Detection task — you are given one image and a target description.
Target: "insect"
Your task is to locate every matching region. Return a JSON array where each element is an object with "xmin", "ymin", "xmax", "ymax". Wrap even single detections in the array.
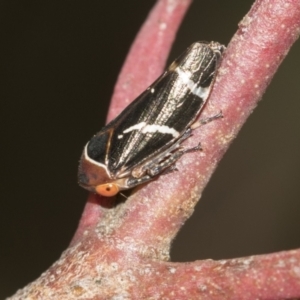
[{"xmin": 78, "ymin": 41, "xmax": 225, "ymax": 197}]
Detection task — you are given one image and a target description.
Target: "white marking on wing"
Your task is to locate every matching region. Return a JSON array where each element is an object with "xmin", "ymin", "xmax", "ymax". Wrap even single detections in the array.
[
  {"xmin": 193, "ymin": 85, "xmax": 210, "ymax": 99},
  {"xmin": 123, "ymin": 122, "xmax": 147, "ymax": 134},
  {"xmin": 123, "ymin": 122, "xmax": 179, "ymax": 138},
  {"xmin": 142, "ymin": 124, "xmax": 179, "ymax": 138},
  {"xmin": 84, "ymin": 143, "xmax": 110, "ymax": 175},
  {"xmin": 176, "ymin": 68, "xmax": 210, "ymax": 99}
]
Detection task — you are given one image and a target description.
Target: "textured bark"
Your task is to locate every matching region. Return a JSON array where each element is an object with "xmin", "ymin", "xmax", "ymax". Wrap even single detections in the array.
[{"xmin": 9, "ymin": 0, "xmax": 300, "ymax": 299}]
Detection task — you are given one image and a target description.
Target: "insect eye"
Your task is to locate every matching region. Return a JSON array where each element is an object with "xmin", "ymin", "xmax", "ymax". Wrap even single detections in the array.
[{"xmin": 95, "ymin": 183, "xmax": 119, "ymax": 197}]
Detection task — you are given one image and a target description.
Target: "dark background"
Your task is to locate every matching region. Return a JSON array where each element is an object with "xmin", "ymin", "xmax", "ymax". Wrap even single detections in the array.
[{"xmin": 1, "ymin": 1, "xmax": 300, "ymax": 298}]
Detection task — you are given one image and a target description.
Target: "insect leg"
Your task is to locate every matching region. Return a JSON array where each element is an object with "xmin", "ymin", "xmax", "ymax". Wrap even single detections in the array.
[
  {"xmin": 126, "ymin": 143, "xmax": 201, "ymax": 189},
  {"xmin": 160, "ymin": 164, "xmax": 179, "ymax": 175},
  {"xmin": 131, "ymin": 128, "xmax": 194, "ymax": 178},
  {"xmin": 126, "ymin": 174, "xmax": 153, "ymax": 189},
  {"xmin": 191, "ymin": 110, "xmax": 223, "ymax": 129},
  {"xmin": 147, "ymin": 142, "xmax": 202, "ymax": 177}
]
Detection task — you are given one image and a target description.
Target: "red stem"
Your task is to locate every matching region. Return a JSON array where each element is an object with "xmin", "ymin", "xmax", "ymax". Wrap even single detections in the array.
[{"xmin": 9, "ymin": 0, "xmax": 300, "ymax": 299}]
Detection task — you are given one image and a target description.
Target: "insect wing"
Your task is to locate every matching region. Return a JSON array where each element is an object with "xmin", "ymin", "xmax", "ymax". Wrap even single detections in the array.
[{"xmin": 87, "ymin": 42, "xmax": 223, "ymax": 177}]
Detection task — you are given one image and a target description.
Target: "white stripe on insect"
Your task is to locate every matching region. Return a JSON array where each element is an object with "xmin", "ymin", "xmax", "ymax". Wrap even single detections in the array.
[
  {"xmin": 176, "ymin": 68, "xmax": 210, "ymax": 99},
  {"xmin": 142, "ymin": 124, "xmax": 179, "ymax": 138},
  {"xmin": 123, "ymin": 122, "xmax": 147, "ymax": 133},
  {"xmin": 84, "ymin": 143, "xmax": 110, "ymax": 175},
  {"xmin": 123, "ymin": 122, "xmax": 179, "ymax": 138}
]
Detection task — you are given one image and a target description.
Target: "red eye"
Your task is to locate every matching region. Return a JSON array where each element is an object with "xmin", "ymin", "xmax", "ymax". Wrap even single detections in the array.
[{"xmin": 95, "ymin": 183, "xmax": 119, "ymax": 197}]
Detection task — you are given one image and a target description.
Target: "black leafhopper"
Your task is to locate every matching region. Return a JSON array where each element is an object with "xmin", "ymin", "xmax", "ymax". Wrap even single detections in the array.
[{"xmin": 78, "ymin": 42, "xmax": 225, "ymax": 196}]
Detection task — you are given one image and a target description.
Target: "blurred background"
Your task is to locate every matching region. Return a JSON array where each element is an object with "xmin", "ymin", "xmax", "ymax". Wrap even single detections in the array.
[{"xmin": 1, "ymin": 0, "xmax": 300, "ymax": 298}]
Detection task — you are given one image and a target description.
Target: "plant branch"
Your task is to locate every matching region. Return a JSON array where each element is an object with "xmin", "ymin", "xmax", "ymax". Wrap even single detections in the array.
[{"xmin": 8, "ymin": 0, "xmax": 300, "ymax": 299}]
